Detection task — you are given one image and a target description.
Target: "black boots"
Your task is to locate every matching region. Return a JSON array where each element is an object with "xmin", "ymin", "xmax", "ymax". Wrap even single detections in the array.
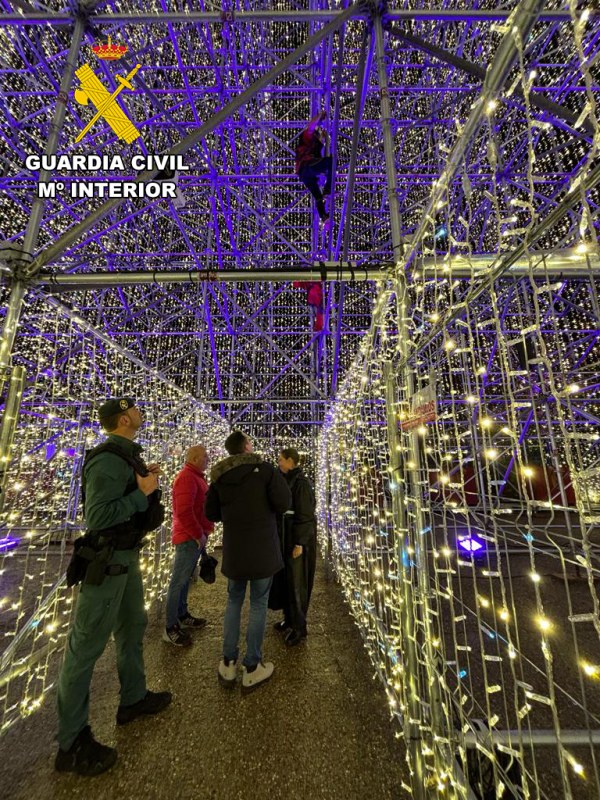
[{"xmin": 55, "ymin": 726, "xmax": 117, "ymax": 776}]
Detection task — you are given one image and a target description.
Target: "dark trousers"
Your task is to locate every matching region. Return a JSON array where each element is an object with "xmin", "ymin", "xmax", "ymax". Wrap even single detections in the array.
[
  {"xmin": 57, "ymin": 549, "xmax": 147, "ymax": 750},
  {"xmin": 283, "ymin": 538, "xmax": 317, "ymax": 636},
  {"xmin": 299, "ymin": 157, "xmax": 333, "ymax": 220}
]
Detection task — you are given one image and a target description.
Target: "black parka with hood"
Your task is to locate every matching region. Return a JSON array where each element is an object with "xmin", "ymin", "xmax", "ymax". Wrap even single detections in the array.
[{"xmin": 205, "ymin": 453, "xmax": 292, "ymax": 580}]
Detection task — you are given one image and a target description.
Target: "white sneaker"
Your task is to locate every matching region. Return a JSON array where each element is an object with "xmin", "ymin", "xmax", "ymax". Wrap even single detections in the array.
[
  {"xmin": 218, "ymin": 658, "xmax": 237, "ymax": 688},
  {"xmin": 241, "ymin": 661, "xmax": 274, "ymax": 695}
]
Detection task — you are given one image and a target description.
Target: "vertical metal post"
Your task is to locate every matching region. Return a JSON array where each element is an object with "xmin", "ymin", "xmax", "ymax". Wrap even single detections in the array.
[
  {"xmin": 331, "ymin": 25, "xmax": 372, "ymax": 395},
  {"xmin": 0, "ymin": 12, "xmax": 87, "ymax": 481},
  {"xmin": 375, "ymin": 13, "xmax": 461, "ymax": 797},
  {"xmin": 0, "ymin": 366, "xmax": 26, "ymax": 514}
]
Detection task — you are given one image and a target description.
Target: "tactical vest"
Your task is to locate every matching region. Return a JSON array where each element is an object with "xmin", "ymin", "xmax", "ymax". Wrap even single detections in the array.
[{"xmin": 81, "ymin": 442, "xmax": 165, "ymax": 547}]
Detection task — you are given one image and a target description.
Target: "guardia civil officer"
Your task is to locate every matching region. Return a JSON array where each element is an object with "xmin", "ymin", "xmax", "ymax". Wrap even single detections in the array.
[{"xmin": 55, "ymin": 398, "xmax": 171, "ymax": 776}]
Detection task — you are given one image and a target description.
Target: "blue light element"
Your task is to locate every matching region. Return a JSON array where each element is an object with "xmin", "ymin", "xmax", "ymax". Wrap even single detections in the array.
[
  {"xmin": 458, "ymin": 669, "xmax": 468, "ymax": 679},
  {"xmin": 0, "ymin": 536, "xmax": 19, "ymax": 552},
  {"xmin": 457, "ymin": 534, "xmax": 484, "ymax": 553},
  {"xmin": 420, "ymin": 525, "xmax": 432, "ymax": 535},
  {"xmin": 45, "ymin": 442, "xmax": 56, "ymax": 461},
  {"xmin": 523, "ymin": 533, "xmax": 534, "ymax": 543},
  {"xmin": 435, "ymin": 226, "xmax": 447, "ymax": 240}
]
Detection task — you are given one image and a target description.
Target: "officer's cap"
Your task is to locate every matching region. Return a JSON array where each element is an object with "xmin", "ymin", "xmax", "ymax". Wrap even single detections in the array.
[{"xmin": 98, "ymin": 397, "xmax": 136, "ymax": 420}]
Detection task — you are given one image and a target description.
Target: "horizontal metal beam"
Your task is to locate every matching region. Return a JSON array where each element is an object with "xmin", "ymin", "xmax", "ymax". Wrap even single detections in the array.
[
  {"xmin": 0, "ymin": 10, "xmax": 588, "ymax": 24},
  {"xmin": 463, "ymin": 729, "xmax": 600, "ymax": 747},
  {"xmin": 25, "ymin": 253, "xmax": 600, "ymax": 290},
  {"xmin": 419, "ymin": 252, "xmax": 600, "ymax": 278},
  {"xmin": 33, "ymin": 266, "xmax": 387, "ymax": 288}
]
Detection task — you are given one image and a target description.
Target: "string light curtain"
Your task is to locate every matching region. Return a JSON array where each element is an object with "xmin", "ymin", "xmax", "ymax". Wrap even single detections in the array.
[
  {"xmin": 319, "ymin": 5, "xmax": 600, "ymax": 799},
  {"xmin": 0, "ymin": 290, "xmax": 228, "ymax": 736}
]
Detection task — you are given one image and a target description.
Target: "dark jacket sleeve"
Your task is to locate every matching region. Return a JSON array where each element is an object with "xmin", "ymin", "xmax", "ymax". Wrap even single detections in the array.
[
  {"xmin": 291, "ymin": 478, "xmax": 316, "ymax": 546},
  {"xmin": 267, "ymin": 467, "xmax": 292, "ymax": 514},
  {"xmin": 204, "ymin": 483, "xmax": 221, "ymax": 522}
]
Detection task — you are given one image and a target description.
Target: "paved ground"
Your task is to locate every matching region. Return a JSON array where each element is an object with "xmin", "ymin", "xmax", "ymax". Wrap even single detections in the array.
[{"xmin": 1, "ymin": 555, "xmax": 409, "ymax": 800}]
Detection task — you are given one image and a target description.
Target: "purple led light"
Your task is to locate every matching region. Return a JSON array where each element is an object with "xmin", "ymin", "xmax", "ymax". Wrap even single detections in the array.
[
  {"xmin": 457, "ymin": 535, "xmax": 484, "ymax": 553},
  {"xmin": 0, "ymin": 536, "xmax": 19, "ymax": 552}
]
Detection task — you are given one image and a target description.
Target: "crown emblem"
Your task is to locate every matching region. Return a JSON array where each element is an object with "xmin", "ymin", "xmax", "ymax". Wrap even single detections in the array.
[{"xmin": 92, "ymin": 35, "xmax": 128, "ymax": 61}]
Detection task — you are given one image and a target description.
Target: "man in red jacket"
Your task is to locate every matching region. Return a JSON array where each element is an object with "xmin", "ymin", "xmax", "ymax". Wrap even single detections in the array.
[{"xmin": 163, "ymin": 445, "xmax": 214, "ymax": 646}]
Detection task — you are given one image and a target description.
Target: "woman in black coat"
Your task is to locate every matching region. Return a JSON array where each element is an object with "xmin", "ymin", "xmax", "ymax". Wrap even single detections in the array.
[{"xmin": 274, "ymin": 447, "xmax": 317, "ymax": 646}]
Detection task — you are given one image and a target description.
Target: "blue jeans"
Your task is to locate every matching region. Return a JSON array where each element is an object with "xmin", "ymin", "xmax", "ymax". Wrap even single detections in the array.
[
  {"xmin": 165, "ymin": 539, "xmax": 201, "ymax": 628},
  {"xmin": 223, "ymin": 577, "xmax": 273, "ymax": 668}
]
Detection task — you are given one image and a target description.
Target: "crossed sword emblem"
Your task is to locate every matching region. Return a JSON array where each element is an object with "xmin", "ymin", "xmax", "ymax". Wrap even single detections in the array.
[{"xmin": 74, "ymin": 63, "xmax": 142, "ymax": 144}]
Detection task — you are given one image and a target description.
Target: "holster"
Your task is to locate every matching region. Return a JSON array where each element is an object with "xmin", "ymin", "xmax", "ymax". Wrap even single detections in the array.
[
  {"xmin": 84, "ymin": 542, "xmax": 115, "ymax": 586},
  {"xmin": 66, "ymin": 533, "xmax": 130, "ymax": 588}
]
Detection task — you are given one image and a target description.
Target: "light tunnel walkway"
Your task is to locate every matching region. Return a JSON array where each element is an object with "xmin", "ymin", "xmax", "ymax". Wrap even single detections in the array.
[{"xmin": 1, "ymin": 554, "xmax": 408, "ymax": 800}]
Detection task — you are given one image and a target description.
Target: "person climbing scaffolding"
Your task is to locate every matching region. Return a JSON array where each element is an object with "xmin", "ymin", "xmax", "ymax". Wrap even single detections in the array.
[{"xmin": 295, "ymin": 110, "xmax": 333, "ymax": 232}]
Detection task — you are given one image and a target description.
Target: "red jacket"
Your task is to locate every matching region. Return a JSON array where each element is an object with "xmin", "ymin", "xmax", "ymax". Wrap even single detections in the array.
[{"xmin": 171, "ymin": 463, "xmax": 214, "ymax": 545}]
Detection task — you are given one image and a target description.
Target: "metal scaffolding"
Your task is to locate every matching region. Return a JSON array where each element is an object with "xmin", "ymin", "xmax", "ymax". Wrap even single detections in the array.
[
  {"xmin": 1, "ymin": 0, "xmax": 597, "ymax": 444},
  {"xmin": 0, "ymin": 1, "xmax": 600, "ymax": 794}
]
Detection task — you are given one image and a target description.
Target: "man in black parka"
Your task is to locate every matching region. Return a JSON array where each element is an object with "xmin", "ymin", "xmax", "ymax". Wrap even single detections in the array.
[
  {"xmin": 205, "ymin": 430, "xmax": 291, "ymax": 694},
  {"xmin": 276, "ymin": 447, "xmax": 317, "ymax": 647}
]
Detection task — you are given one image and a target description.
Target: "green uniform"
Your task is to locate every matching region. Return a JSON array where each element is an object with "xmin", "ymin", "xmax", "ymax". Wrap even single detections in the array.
[{"xmin": 57, "ymin": 435, "xmax": 150, "ymax": 750}]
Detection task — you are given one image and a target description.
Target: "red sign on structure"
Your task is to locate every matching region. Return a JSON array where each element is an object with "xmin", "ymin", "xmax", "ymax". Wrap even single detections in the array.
[{"xmin": 400, "ymin": 383, "xmax": 437, "ymax": 431}]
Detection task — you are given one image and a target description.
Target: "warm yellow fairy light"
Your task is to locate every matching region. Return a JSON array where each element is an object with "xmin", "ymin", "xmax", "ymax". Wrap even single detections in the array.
[
  {"xmin": 537, "ymin": 616, "xmax": 552, "ymax": 633},
  {"xmin": 530, "ymin": 572, "xmax": 541, "ymax": 583},
  {"xmin": 485, "ymin": 449, "xmax": 498, "ymax": 459},
  {"xmin": 466, "ymin": 395, "xmax": 477, "ymax": 405},
  {"xmin": 522, "ymin": 466, "xmax": 535, "ymax": 478},
  {"xmin": 582, "ymin": 662, "xmax": 599, "ymax": 678},
  {"xmin": 570, "ymin": 759, "xmax": 585, "ymax": 777},
  {"xmin": 444, "ymin": 339, "xmax": 456, "ymax": 351},
  {"xmin": 499, "ymin": 609, "xmax": 510, "ymax": 622},
  {"xmin": 480, "ymin": 417, "xmax": 493, "ymax": 428}
]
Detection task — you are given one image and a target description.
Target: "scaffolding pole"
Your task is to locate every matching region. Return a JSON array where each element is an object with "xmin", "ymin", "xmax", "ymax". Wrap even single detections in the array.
[
  {"xmin": 0, "ymin": 10, "xmax": 585, "ymax": 25},
  {"xmin": 24, "ymin": 253, "xmax": 600, "ymax": 291},
  {"xmin": 0, "ymin": 11, "xmax": 90, "ymax": 507},
  {"xmin": 0, "ymin": 12, "xmax": 88, "ymax": 382}
]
